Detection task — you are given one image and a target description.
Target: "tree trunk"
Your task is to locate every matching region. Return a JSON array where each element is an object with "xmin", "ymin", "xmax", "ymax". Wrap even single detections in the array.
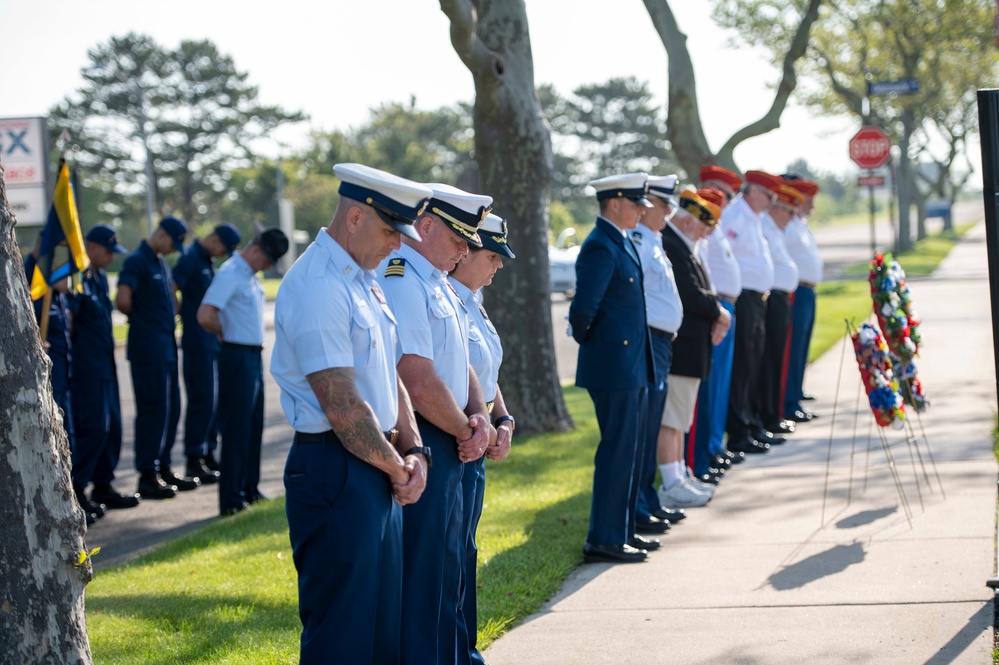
[
  {"xmin": 0, "ymin": 163, "xmax": 94, "ymax": 664},
  {"xmin": 643, "ymin": 0, "xmax": 823, "ymax": 178},
  {"xmin": 439, "ymin": 0, "xmax": 573, "ymax": 434}
]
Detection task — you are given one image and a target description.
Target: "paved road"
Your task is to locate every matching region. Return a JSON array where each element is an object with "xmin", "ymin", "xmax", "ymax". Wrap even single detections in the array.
[{"xmin": 88, "ymin": 204, "xmax": 982, "ymax": 568}]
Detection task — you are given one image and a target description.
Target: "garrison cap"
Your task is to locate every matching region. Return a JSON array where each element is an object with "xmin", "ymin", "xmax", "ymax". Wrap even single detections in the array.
[
  {"xmin": 334, "ymin": 163, "xmax": 432, "ymax": 242},
  {"xmin": 590, "ymin": 173, "xmax": 653, "ymax": 207},
  {"xmin": 699, "ymin": 165, "xmax": 742, "ymax": 192},
  {"xmin": 424, "ymin": 183, "xmax": 492, "ymax": 248},
  {"xmin": 744, "ymin": 170, "xmax": 783, "ymax": 194}
]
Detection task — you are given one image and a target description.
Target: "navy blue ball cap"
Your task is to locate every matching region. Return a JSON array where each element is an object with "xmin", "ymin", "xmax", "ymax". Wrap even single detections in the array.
[
  {"xmin": 85, "ymin": 224, "xmax": 128, "ymax": 254},
  {"xmin": 214, "ymin": 223, "xmax": 242, "ymax": 255},
  {"xmin": 334, "ymin": 163, "xmax": 432, "ymax": 242},
  {"xmin": 253, "ymin": 223, "xmax": 289, "ymax": 266},
  {"xmin": 590, "ymin": 173, "xmax": 653, "ymax": 208},
  {"xmin": 477, "ymin": 213, "xmax": 515, "ymax": 259},
  {"xmin": 159, "ymin": 215, "xmax": 189, "ymax": 251},
  {"xmin": 424, "ymin": 183, "xmax": 492, "ymax": 248}
]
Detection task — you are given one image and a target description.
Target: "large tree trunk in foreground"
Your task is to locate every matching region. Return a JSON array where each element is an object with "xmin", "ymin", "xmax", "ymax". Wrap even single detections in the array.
[
  {"xmin": 0, "ymin": 163, "xmax": 94, "ymax": 663},
  {"xmin": 440, "ymin": 0, "xmax": 573, "ymax": 434}
]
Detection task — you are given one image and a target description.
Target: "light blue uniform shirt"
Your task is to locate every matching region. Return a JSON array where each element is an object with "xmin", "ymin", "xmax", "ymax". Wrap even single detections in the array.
[
  {"xmin": 271, "ymin": 230, "xmax": 399, "ymax": 433},
  {"xmin": 630, "ymin": 222, "xmax": 684, "ymax": 334},
  {"xmin": 380, "ymin": 243, "xmax": 470, "ymax": 410},
  {"xmin": 449, "ymin": 278, "xmax": 503, "ymax": 402},
  {"xmin": 201, "ymin": 253, "xmax": 265, "ymax": 346}
]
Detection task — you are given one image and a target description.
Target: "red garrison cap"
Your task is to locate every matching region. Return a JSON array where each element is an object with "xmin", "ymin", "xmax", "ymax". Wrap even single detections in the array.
[
  {"xmin": 699, "ymin": 165, "xmax": 742, "ymax": 190},
  {"xmin": 785, "ymin": 178, "xmax": 819, "ymax": 197},
  {"xmin": 775, "ymin": 184, "xmax": 805, "ymax": 207},
  {"xmin": 744, "ymin": 170, "xmax": 783, "ymax": 194},
  {"xmin": 698, "ymin": 189, "xmax": 726, "ymax": 209}
]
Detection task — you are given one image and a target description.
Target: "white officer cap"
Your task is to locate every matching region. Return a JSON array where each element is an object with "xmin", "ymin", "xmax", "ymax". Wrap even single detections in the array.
[
  {"xmin": 589, "ymin": 173, "xmax": 653, "ymax": 208},
  {"xmin": 424, "ymin": 183, "xmax": 493, "ymax": 248},
  {"xmin": 334, "ymin": 163, "xmax": 433, "ymax": 241},
  {"xmin": 647, "ymin": 174, "xmax": 679, "ymax": 206}
]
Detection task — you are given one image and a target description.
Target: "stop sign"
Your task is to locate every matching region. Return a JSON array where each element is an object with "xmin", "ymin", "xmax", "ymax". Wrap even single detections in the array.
[{"xmin": 849, "ymin": 126, "xmax": 891, "ymax": 169}]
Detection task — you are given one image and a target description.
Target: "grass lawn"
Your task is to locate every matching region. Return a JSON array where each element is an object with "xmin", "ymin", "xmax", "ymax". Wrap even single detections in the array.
[{"xmin": 86, "ymin": 387, "xmax": 598, "ymax": 663}]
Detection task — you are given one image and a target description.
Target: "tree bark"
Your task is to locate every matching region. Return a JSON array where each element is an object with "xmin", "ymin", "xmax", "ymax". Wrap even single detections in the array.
[
  {"xmin": 439, "ymin": 0, "xmax": 573, "ymax": 434},
  {"xmin": 0, "ymin": 163, "xmax": 94, "ymax": 664},
  {"xmin": 644, "ymin": 0, "xmax": 822, "ymax": 177},
  {"xmin": 896, "ymin": 109, "xmax": 916, "ymax": 251}
]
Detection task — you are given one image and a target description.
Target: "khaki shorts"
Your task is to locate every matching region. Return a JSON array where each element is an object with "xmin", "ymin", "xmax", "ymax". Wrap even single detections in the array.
[{"xmin": 661, "ymin": 375, "xmax": 702, "ymax": 432}]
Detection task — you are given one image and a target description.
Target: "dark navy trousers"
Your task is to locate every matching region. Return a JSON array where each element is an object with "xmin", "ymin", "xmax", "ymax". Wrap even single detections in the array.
[
  {"xmin": 72, "ymin": 377, "xmax": 123, "ymax": 489},
  {"xmin": 402, "ymin": 418, "xmax": 465, "ymax": 665},
  {"xmin": 456, "ymin": 457, "xmax": 487, "ymax": 665},
  {"xmin": 182, "ymin": 348, "xmax": 219, "ymax": 458},
  {"xmin": 636, "ymin": 334, "xmax": 672, "ymax": 520},
  {"xmin": 217, "ymin": 345, "xmax": 263, "ymax": 511},
  {"xmin": 588, "ymin": 387, "xmax": 648, "ymax": 546},
  {"xmin": 285, "ymin": 431, "xmax": 402, "ymax": 665},
  {"xmin": 130, "ymin": 361, "xmax": 181, "ymax": 475}
]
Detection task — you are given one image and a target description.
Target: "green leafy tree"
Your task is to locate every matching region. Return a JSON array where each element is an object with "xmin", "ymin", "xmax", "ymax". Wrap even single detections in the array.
[
  {"xmin": 713, "ymin": 0, "xmax": 998, "ymax": 248},
  {"xmin": 49, "ymin": 33, "xmax": 304, "ymax": 233}
]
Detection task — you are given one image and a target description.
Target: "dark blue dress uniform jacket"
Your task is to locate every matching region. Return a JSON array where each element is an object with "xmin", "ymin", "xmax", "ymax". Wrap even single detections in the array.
[
  {"xmin": 663, "ymin": 225, "xmax": 720, "ymax": 380},
  {"xmin": 570, "ymin": 217, "xmax": 654, "ymax": 390}
]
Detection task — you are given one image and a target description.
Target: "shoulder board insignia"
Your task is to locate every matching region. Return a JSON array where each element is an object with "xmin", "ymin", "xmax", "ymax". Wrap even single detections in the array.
[
  {"xmin": 384, "ymin": 258, "xmax": 407, "ymax": 278},
  {"xmin": 630, "ymin": 232, "xmax": 643, "ymax": 245}
]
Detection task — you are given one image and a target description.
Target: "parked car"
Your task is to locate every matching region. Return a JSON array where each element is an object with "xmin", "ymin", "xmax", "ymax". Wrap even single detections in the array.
[{"xmin": 549, "ymin": 228, "xmax": 579, "ymax": 299}]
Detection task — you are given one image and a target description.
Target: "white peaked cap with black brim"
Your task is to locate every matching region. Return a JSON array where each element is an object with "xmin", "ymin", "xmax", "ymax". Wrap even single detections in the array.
[{"xmin": 334, "ymin": 163, "xmax": 433, "ymax": 242}]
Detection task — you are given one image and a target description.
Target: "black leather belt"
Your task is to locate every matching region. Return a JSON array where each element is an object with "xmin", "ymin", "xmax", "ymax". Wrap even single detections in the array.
[
  {"xmin": 743, "ymin": 289, "xmax": 770, "ymax": 302},
  {"xmin": 295, "ymin": 429, "xmax": 398, "ymax": 444},
  {"xmin": 799, "ymin": 281, "xmax": 817, "ymax": 290},
  {"xmin": 649, "ymin": 327, "xmax": 677, "ymax": 341},
  {"xmin": 222, "ymin": 341, "xmax": 264, "ymax": 352}
]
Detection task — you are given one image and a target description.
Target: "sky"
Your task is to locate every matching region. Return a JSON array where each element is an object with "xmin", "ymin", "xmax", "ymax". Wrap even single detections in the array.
[{"xmin": 0, "ymin": 0, "xmax": 864, "ymax": 178}]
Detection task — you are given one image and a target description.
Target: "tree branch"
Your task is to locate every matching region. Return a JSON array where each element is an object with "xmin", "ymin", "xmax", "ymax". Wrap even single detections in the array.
[
  {"xmin": 716, "ymin": 0, "xmax": 823, "ymax": 164},
  {"xmin": 439, "ymin": 0, "xmax": 502, "ymax": 79}
]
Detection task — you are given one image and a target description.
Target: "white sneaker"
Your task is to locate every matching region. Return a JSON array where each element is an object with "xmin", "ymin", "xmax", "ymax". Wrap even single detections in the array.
[
  {"xmin": 658, "ymin": 479, "xmax": 711, "ymax": 508},
  {"xmin": 683, "ymin": 476, "xmax": 716, "ymax": 496}
]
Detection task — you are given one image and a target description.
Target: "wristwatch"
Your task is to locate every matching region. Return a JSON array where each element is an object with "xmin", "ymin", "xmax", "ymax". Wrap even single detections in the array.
[
  {"xmin": 494, "ymin": 415, "xmax": 516, "ymax": 431},
  {"xmin": 403, "ymin": 446, "xmax": 432, "ymax": 468}
]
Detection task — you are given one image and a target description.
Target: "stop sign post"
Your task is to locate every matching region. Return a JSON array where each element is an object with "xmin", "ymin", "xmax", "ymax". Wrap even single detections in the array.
[{"xmin": 850, "ymin": 125, "xmax": 892, "ymax": 256}]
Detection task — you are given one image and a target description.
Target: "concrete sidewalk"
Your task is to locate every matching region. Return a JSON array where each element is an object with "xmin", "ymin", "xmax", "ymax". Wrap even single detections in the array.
[{"xmin": 484, "ymin": 223, "xmax": 997, "ymax": 664}]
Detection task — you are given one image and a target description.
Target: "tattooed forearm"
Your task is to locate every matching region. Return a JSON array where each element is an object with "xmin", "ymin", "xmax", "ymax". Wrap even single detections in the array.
[{"xmin": 306, "ymin": 367, "xmax": 405, "ymax": 478}]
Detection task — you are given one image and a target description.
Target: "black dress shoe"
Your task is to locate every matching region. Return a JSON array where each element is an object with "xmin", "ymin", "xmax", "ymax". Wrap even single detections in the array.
[
  {"xmin": 723, "ymin": 449, "xmax": 747, "ymax": 464},
  {"xmin": 582, "ymin": 543, "xmax": 648, "ymax": 564},
  {"xmin": 203, "ymin": 451, "xmax": 220, "ymax": 472},
  {"xmin": 160, "ymin": 468, "xmax": 201, "ymax": 492},
  {"xmin": 766, "ymin": 419, "xmax": 796, "ymax": 435},
  {"xmin": 138, "ymin": 474, "xmax": 177, "ymax": 500},
  {"xmin": 246, "ymin": 490, "xmax": 268, "ymax": 504},
  {"xmin": 636, "ymin": 516, "xmax": 671, "ymax": 534},
  {"xmin": 712, "ymin": 454, "xmax": 732, "ymax": 469},
  {"xmin": 221, "ymin": 501, "xmax": 250, "ymax": 517},
  {"xmin": 752, "ymin": 428, "xmax": 787, "ymax": 445},
  {"xmin": 696, "ymin": 473, "xmax": 720, "ymax": 485},
  {"xmin": 786, "ymin": 409, "xmax": 815, "ymax": 423},
  {"xmin": 728, "ymin": 437, "xmax": 770, "ymax": 454},
  {"xmin": 92, "ymin": 486, "xmax": 141, "ymax": 509},
  {"xmin": 653, "ymin": 507, "xmax": 686, "ymax": 522},
  {"xmin": 186, "ymin": 456, "xmax": 220, "ymax": 485},
  {"xmin": 75, "ymin": 487, "xmax": 106, "ymax": 519},
  {"xmin": 629, "ymin": 535, "xmax": 661, "ymax": 551},
  {"xmin": 802, "ymin": 393, "xmax": 816, "ymax": 401},
  {"xmin": 84, "ymin": 511, "xmax": 97, "ymax": 526}
]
